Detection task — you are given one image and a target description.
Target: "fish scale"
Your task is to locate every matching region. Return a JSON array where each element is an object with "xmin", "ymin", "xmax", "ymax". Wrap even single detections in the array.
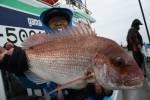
[
  {"xmin": 28, "ymin": 45, "xmax": 94, "ymax": 89},
  {"xmin": 25, "ymin": 39, "xmax": 94, "ymax": 88}
]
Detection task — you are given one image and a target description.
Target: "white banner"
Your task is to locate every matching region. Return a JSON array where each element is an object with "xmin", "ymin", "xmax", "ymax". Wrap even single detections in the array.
[{"xmin": 0, "ymin": 25, "xmax": 45, "ymax": 47}]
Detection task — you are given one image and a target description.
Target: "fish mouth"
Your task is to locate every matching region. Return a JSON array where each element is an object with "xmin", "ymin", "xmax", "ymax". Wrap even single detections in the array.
[
  {"xmin": 101, "ymin": 77, "xmax": 144, "ymax": 90},
  {"xmin": 105, "ymin": 83, "xmax": 144, "ymax": 90},
  {"xmin": 124, "ymin": 76, "xmax": 144, "ymax": 86},
  {"xmin": 98, "ymin": 71, "xmax": 144, "ymax": 90},
  {"xmin": 118, "ymin": 78, "xmax": 144, "ymax": 89},
  {"xmin": 110, "ymin": 75, "xmax": 144, "ymax": 90},
  {"xmin": 120, "ymin": 65, "xmax": 145, "ymax": 89}
]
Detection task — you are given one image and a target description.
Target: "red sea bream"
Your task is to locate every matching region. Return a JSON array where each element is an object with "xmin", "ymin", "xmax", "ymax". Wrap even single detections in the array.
[{"xmin": 19, "ymin": 24, "xmax": 144, "ymax": 89}]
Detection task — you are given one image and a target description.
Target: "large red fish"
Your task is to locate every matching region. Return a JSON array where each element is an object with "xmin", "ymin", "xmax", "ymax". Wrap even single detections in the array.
[{"xmin": 0, "ymin": 24, "xmax": 144, "ymax": 90}]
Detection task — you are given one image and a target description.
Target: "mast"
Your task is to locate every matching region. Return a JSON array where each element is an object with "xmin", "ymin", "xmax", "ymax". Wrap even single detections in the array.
[
  {"xmin": 84, "ymin": 0, "xmax": 87, "ymax": 7},
  {"xmin": 138, "ymin": 0, "xmax": 150, "ymax": 43}
]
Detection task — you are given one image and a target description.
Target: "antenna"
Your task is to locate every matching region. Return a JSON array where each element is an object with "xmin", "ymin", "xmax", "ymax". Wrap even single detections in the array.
[{"xmin": 84, "ymin": 0, "xmax": 87, "ymax": 7}]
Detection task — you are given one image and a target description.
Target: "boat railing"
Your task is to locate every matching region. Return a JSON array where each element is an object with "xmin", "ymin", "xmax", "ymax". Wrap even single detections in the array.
[
  {"xmin": 65, "ymin": 0, "xmax": 92, "ymax": 15},
  {"xmin": 37, "ymin": 0, "xmax": 92, "ymax": 15}
]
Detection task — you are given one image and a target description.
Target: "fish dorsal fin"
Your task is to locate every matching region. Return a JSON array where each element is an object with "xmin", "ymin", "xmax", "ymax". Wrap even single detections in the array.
[
  {"xmin": 21, "ymin": 33, "xmax": 51, "ymax": 48},
  {"xmin": 22, "ymin": 23, "xmax": 96, "ymax": 48}
]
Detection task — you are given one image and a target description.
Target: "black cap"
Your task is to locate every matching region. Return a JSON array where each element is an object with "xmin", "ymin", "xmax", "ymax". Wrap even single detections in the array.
[
  {"xmin": 131, "ymin": 19, "xmax": 142, "ymax": 27},
  {"xmin": 40, "ymin": 8, "xmax": 73, "ymax": 27}
]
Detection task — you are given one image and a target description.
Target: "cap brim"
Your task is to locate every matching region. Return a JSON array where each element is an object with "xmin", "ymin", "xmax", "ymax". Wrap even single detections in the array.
[{"xmin": 40, "ymin": 8, "xmax": 73, "ymax": 27}]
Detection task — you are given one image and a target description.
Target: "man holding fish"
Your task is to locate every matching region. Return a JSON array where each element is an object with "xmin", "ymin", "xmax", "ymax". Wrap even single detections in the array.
[{"xmin": 0, "ymin": 8, "xmax": 144, "ymax": 100}]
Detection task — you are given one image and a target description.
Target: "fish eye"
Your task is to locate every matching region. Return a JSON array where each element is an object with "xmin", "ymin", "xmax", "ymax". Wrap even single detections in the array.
[{"xmin": 111, "ymin": 57, "xmax": 126, "ymax": 67}]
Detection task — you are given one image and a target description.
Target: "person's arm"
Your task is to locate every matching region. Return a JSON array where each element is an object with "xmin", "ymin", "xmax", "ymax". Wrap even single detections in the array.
[
  {"xmin": 0, "ymin": 50, "xmax": 7, "ymax": 62},
  {"xmin": 0, "ymin": 48, "xmax": 14, "ymax": 60},
  {"xmin": 0, "ymin": 41, "xmax": 14, "ymax": 61},
  {"xmin": 137, "ymin": 32, "xmax": 143, "ymax": 49},
  {"xmin": 0, "ymin": 48, "xmax": 14, "ymax": 70}
]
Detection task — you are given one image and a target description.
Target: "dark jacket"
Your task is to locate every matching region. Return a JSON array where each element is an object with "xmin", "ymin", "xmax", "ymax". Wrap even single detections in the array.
[
  {"xmin": 127, "ymin": 27, "xmax": 143, "ymax": 51},
  {"xmin": 0, "ymin": 46, "xmax": 29, "ymax": 76}
]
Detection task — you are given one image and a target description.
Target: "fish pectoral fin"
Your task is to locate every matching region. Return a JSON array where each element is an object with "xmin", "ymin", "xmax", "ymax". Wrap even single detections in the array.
[
  {"xmin": 47, "ymin": 75, "xmax": 91, "ymax": 95},
  {"xmin": 85, "ymin": 66, "xmax": 96, "ymax": 79}
]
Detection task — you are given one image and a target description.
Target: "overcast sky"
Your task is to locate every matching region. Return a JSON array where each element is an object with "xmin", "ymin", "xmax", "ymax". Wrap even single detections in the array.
[{"xmin": 86, "ymin": 0, "xmax": 150, "ymax": 46}]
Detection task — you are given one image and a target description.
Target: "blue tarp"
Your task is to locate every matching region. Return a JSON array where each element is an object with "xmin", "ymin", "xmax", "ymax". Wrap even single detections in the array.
[
  {"xmin": 86, "ymin": 96, "xmax": 112, "ymax": 100},
  {"xmin": 145, "ymin": 44, "xmax": 150, "ymax": 48},
  {"xmin": 103, "ymin": 96, "xmax": 112, "ymax": 100}
]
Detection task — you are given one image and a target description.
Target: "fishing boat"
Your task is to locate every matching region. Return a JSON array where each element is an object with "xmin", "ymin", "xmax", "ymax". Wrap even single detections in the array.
[
  {"xmin": 0, "ymin": 0, "xmax": 95, "ymax": 46},
  {"xmin": 0, "ymin": 0, "xmax": 95, "ymax": 100}
]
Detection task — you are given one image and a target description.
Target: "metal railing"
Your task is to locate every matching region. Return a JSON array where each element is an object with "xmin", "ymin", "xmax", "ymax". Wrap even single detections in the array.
[
  {"xmin": 37, "ymin": 0, "xmax": 92, "ymax": 15},
  {"xmin": 65, "ymin": 0, "xmax": 92, "ymax": 15}
]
